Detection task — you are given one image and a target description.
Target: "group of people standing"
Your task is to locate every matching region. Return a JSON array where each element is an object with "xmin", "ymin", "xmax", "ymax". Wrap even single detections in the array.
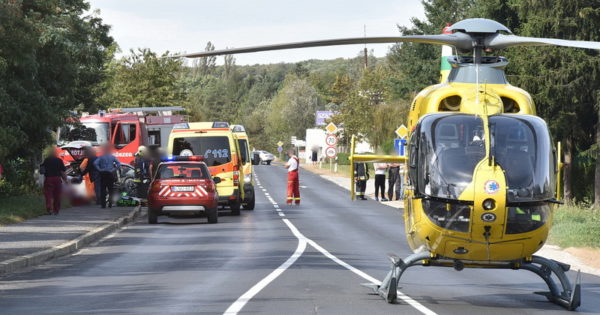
[
  {"xmin": 40, "ymin": 143, "xmax": 126, "ymax": 214},
  {"xmin": 354, "ymin": 161, "xmax": 405, "ymax": 201}
]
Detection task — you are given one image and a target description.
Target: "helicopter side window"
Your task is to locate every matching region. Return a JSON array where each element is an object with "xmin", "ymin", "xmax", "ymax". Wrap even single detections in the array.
[
  {"xmin": 506, "ymin": 204, "xmax": 549, "ymax": 234},
  {"xmin": 408, "ymin": 127, "xmax": 419, "ymax": 190}
]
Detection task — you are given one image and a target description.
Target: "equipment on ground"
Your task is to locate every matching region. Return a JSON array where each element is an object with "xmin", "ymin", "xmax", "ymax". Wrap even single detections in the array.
[{"xmin": 174, "ymin": 18, "xmax": 598, "ymax": 310}]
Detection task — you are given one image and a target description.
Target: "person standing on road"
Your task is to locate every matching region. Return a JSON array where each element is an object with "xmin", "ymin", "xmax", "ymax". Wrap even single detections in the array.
[
  {"xmin": 354, "ymin": 161, "xmax": 369, "ymax": 200},
  {"xmin": 373, "ymin": 162, "xmax": 388, "ymax": 201},
  {"xmin": 40, "ymin": 148, "xmax": 67, "ymax": 215},
  {"xmin": 94, "ymin": 144, "xmax": 121, "ymax": 208},
  {"xmin": 398, "ymin": 162, "xmax": 406, "ymax": 200},
  {"xmin": 388, "ymin": 163, "xmax": 401, "ymax": 201},
  {"xmin": 133, "ymin": 146, "xmax": 151, "ymax": 199},
  {"xmin": 284, "ymin": 149, "xmax": 300, "ymax": 205},
  {"xmin": 80, "ymin": 147, "xmax": 101, "ymax": 205}
]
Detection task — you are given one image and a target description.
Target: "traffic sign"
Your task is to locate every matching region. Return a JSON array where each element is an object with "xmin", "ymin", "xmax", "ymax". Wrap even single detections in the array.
[
  {"xmin": 325, "ymin": 146, "xmax": 337, "ymax": 158},
  {"xmin": 395, "ymin": 124, "xmax": 409, "ymax": 139},
  {"xmin": 394, "ymin": 138, "xmax": 407, "ymax": 157},
  {"xmin": 291, "ymin": 136, "xmax": 297, "ymax": 145},
  {"xmin": 277, "ymin": 141, "xmax": 284, "ymax": 147},
  {"xmin": 325, "ymin": 122, "xmax": 338, "ymax": 134},
  {"xmin": 277, "ymin": 146, "xmax": 283, "ymax": 153},
  {"xmin": 325, "ymin": 134, "xmax": 338, "ymax": 147}
]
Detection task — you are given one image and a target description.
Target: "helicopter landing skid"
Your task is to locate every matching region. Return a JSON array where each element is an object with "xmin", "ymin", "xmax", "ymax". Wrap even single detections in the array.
[{"xmin": 364, "ymin": 253, "xmax": 581, "ymax": 311}]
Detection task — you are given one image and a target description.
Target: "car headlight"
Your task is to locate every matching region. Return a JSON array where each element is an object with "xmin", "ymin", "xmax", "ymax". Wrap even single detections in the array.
[{"xmin": 244, "ymin": 174, "xmax": 252, "ymax": 183}]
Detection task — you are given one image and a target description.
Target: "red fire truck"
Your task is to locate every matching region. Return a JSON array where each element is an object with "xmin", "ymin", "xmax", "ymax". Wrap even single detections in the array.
[{"xmin": 57, "ymin": 107, "xmax": 186, "ymax": 165}]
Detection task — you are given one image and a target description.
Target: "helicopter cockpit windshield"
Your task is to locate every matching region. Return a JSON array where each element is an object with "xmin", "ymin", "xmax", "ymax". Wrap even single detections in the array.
[
  {"xmin": 412, "ymin": 114, "xmax": 555, "ymax": 203},
  {"xmin": 490, "ymin": 115, "xmax": 555, "ymax": 203},
  {"xmin": 415, "ymin": 114, "xmax": 486, "ymax": 200}
]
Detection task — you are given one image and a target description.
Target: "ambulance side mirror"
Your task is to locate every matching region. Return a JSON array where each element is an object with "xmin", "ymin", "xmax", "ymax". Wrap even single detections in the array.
[{"xmin": 212, "ymin": 176, "xmax": 221, "ymax": 184}]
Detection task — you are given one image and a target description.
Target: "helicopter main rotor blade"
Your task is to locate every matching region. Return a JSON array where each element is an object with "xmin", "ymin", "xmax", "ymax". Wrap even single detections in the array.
[
  {"xmin": 487, "ymin": 34, "xmax": 600, "ymax": 50},
  {"xmin": 173, "ymin": 34, "xmax": 473, "ymax": 58}
]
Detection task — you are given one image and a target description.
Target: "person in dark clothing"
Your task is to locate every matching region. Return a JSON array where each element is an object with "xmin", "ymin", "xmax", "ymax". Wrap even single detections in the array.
[
  {"xmin": 93, "ymin": 144, "xmax": 121, "ymax": 208},
  {"xmin": 133, "ymin": 146, "xmax": 152, "ymax": 199},
  {"xmin": 311, "ymin": 150, "xmax": 318, "ymax": 166},
  {"xmin": 388, "ymin": 163, "xmax": 401, "ymax": 200},
  {"xmin": 354, "ymin": 162, "xmax": 369, "ymax": 200},
  {"xmin": 80, "ymin": 147, "xmax": 101, "ymax": 205},
  {"xmin": 41, "ymin": 148, "xmax": 67, "ymax": 214}
]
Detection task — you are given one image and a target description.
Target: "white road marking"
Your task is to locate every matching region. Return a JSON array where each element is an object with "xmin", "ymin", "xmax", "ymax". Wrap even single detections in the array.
[
  {"xmin": 225, "ymin": 175, "xmax": 437, "ymax": 315},
  {"xmin": 223, "ymin": 222, "xmax": 306, "ymax": 315}
]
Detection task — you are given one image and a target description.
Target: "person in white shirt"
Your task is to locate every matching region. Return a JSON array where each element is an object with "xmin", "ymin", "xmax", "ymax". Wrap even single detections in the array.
[
  {"xmin": 374, "ymin": 162, "xmax": 388, "ymax": 201},
  {"xmin": 284, "ymin": 149, "xmax": 300, "ymax": 205}
]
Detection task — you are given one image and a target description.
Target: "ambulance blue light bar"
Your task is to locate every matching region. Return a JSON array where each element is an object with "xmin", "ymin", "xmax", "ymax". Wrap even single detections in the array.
[
  {"xmin": 162, "ymin": 155, "xmax": 204, "ymax": 162},
  {"xmin": 212, "ymin": 122, "xmax": 229, "ymax": 128},
  {"xmin": 172, "ymin": 123, "xmax": 190, "ymax": 130},
  {"xmin": 231, "ymin": 124, "xmax": 246, "ymax": 132}
]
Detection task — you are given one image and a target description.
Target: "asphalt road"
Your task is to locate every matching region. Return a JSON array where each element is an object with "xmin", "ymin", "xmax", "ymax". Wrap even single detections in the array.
[{"xmin": 1, "ymin": 165, "xmax": 599, "ymax": 314}]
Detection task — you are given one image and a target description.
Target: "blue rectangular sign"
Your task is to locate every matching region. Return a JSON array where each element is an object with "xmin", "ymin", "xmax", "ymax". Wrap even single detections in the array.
[
  {"xmin": 394, "ymin": 139, "xmax": 407, "ymax": 157},
  {"xmin": 315, "ymin": 111, "xmax": 334, "ymax": 126}
]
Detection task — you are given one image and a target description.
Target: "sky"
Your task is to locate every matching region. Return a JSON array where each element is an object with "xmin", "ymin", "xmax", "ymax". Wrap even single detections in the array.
[{"xmin": 88, "ymin": 0, "xmax": 425, "ymax": 65}]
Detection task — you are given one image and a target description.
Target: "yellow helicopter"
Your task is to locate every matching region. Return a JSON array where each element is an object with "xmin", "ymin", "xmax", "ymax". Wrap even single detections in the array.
[{"xmin": 175, "ymin": 18, "xmax": 600, "ymax": 310}]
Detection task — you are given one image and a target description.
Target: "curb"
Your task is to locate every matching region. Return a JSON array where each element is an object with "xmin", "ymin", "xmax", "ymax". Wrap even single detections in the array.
[{"xmin": 0, "ymin": 205, "xmax": 142, "ymax": 277}]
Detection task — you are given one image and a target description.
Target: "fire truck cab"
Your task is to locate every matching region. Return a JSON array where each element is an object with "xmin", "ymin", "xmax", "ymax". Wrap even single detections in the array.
[{"xmin": 57, "ymin": 107, "xmax": 186, "ymax": 165}]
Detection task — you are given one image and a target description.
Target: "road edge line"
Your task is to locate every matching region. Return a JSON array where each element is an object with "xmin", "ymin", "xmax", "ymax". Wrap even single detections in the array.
[{"xmin": 0, "ymin": 205, "xmax": 142, "ymax": 276}]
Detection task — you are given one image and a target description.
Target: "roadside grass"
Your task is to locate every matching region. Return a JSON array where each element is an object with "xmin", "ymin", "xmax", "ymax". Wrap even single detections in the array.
[
  {"xmin": 0, "ymin": 194, "xmax": 46, "ymax": 226},
  {"xmin": 549, "ymin": 205, "xmax": 600, "ymax": 249}
]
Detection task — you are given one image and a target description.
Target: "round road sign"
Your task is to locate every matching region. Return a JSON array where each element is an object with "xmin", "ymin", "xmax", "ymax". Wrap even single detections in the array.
[
  {"xmin": 325, "ymin": 134, "xmax": 338, "ymax": 147},
  {"xmin": 325, "ymin": 146, "xmax": 337, "ymax": 158}
]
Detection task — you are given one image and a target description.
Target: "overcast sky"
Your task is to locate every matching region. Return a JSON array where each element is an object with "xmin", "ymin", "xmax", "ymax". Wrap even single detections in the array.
[{"xmin": 88, "ymin": 0, "xmax": 425, "ymax": 65}]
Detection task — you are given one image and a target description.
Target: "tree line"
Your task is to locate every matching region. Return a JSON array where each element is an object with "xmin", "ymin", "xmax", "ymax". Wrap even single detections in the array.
[{"xmin": 0, "ymin": 0, "xmax": 598, "ymax": 208}]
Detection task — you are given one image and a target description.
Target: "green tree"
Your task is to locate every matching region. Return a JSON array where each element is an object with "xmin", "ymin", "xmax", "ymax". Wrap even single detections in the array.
[
  {"xmin": 266, "ymin": 76, "xmax": 321, "ymax": 148},
  {"xmin": 475, "ymin": 0, "xmax": 600, "ymax": 205},
  {"xmin": 387, "ymin": 0, "xmax": 475, "ymax": 99},
  {"xmin": 0, "ymin": 0, "xmax": 113, "ymax": 191},
  {"xmin": 100, "ymin": 48, "xmax": 185, "ymax": 109}
]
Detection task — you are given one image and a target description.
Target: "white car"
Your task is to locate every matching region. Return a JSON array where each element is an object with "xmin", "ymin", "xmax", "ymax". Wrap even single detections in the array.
[{"xmin": 258, "ymin": 151, "xmax": 275, "ymax": 165}]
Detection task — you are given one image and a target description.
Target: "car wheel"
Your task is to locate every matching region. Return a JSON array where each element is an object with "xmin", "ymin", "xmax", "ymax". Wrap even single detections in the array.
[
  {"xmin": 243, "ymin": 189, "xmax": 255, "ymax": 210},
  {"xmin": 207, "ymin": 207, "xmax": 218, "ymax": 223},
  {"xmin": 266, "ymin": 160, "xmax": 271, "ymax": 165},
  {"xmin": 230, "ymin": 198, "xmax": 241, "ymax": 216},
  {"xmin": 148, "ymin": 208, "xmax": 158, "ymax": 224}
]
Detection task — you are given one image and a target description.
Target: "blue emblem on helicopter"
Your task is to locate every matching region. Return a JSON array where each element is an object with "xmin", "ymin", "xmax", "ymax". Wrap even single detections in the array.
[{"xmin": 484, "ymin": 180, "xmax": 500, "ymax": 194}]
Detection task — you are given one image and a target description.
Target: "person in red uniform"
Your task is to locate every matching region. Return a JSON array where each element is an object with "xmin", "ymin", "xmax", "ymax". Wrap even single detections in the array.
[
  {"xmin": 40, "ymin": 148, "xmax": 67, "ymax": 215},
  {"xmin": 284, "ymin": 149, "xmax": 300, "ymax": 205}
]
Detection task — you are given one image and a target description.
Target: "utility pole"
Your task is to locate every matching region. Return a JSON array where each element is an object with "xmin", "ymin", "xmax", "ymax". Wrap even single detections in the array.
[{"xmin": 363, "ymin": 24, "xmax": 368, "ymax": 69}]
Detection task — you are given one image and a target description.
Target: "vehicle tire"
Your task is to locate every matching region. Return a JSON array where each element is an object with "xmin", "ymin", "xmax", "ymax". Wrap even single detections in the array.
[
  {"xmin": 230, "ymin": 198, "xmax": 241, "ymax": 216},
  {"xmin": 123, "ymin": 177, "xmax": 136, "ymax": 196},
  {"xmin": 243, "ymin": 189, "xmax": 255, "ymax": 210},
  {"xmin": 207, "ymin": 207, "xmax": 218, "ymax": 224},
  {"xmin": 148, "ymin": 208, "xmax": 158, "ymax": 224},
  {"xmin": 266, "ymin": 160, "xmax": 271, "ymax": 165}
]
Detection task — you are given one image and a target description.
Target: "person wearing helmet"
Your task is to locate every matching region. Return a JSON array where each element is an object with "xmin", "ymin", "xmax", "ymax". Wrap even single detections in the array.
[{"xmin": 133, "ymin": 145, "xmax": 151, "ymax": 199}]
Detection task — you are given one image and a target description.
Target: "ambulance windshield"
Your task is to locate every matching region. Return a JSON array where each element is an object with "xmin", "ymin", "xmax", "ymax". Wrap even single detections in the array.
[{"xmin": 172, "ymin": 136, "xmax": 231, "ymax": 166}]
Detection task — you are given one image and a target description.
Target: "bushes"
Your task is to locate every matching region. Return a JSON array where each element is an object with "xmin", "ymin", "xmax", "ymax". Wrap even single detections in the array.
[{"xmin": 337, "ymin": 152, "xmax": 350, "ymax": 165}]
